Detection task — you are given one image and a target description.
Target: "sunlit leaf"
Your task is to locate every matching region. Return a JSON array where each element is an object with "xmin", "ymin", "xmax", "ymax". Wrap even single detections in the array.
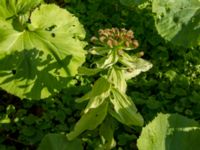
[
  {"xmin": 67, "ymin": 101, "xmax": 108, "ymax": 140},
  {"xmin": 137, "ymin": 113, "xmax": 200, "ymax": 150},
  {"xmin": 95, "ymin": 50, "xmax": 118, "ymax": 69},
  {"xmin": 108, "ymin": 67, "xmax": 127, "ymax": 93},
  {"xmin": 0, "ymin": 0, "xmax": 43, "ymax": 20},
  {"xmin": 119, "ymin": 53, "xmax": 152, "ymax": 80},
  {"xmin": 0, "ymin": 3, "xmax": 86, "ymax": 99},
  {"xmin": 109, "ymin": 88, "xmax": 144, "ymax": 126},
  {"xmin": 84, "ymin": 77, "xmax": 111, "ymax": 113},
  {"xmin": 152, "ymin": 0, "xmax": 200, "ymax": 47}
]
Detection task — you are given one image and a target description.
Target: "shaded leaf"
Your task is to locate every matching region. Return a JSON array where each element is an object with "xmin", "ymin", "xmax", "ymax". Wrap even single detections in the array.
[
  {"xmin": 119, "ymin": 0, "xmax": 147, "ymax": 7},
  {"xmin": 99, "ymin": 117, "xmax": 116, "ymax": 150},
  {"xmin": 165, "ymin": 70, "xmax": 177, "ymax": 81},
  {"xmin": 38, "ymin": 133, "xmax": 83, "ymax": 150},
  {"xmin": 78, "ymin": 67, "xmax": 102, "ymax": 76},
  {"xmin": 75, "ymin": 91, "xmax": 91, "ymax": 103}
]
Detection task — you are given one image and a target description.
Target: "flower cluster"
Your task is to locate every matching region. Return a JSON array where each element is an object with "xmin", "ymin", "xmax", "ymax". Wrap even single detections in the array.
[{"xmin": 91, "ymin": 28, "xmax": 139, "ymax": 49}]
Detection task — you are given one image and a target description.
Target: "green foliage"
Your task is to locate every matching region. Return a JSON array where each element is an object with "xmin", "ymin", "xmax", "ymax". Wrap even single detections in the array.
[
  {"xmin": 99, "ymin": 117, "xmax": 117, "ymax": 149},
  {"xmin": 38, "ymin": 134, "xmax": 83, "ymax": 150},
  {"xmin": 0, "ymin": 1, "xmax": 86, "ymax": 99},
  {"xmin": 0, "ymin": 0, "xmax": 43, "ymax": 18},
  {"xmin": 0, "ymin": 85, "xmax": 88, "ymax": 149},
  {"xmin": 1, "ymin": 0, "xmax": 200, "ymax": 149},
  {"xmin": 67, "ymin": 28, "xmax": 152, "ymax": 143},
  {"xmin": 152, "ymin": 0, "xmax": 200, "ymax": 47},
  {"xmin": 67, "ymin": 99, "xmax": 108, "ymax": 140},
  {"xmin": 109, "ymin": 88, "xmax": 144, "ymax": 126},
  {"xmin": 119, "ymin": 0, "xmax": 147, "ymax": 7},
  {"xmin": 137, "ymin": 113, "xmax": 200, "ymax": 150}
]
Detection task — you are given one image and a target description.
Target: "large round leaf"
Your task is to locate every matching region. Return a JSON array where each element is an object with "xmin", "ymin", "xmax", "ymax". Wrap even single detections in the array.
[
  {"xmin": 152, "ymin": 0, "xmax": 200, "ymax": 47},
  {"xmin": 0, "ymin": 0, "xmax": 43, "ymax": 20},
  {"xmin": 137, "ymin": 113, "xmax": 200, "ymax": 150},
  {"xmin": 0, "ymin": 3, "xmax": 86, "ymax": 99}
]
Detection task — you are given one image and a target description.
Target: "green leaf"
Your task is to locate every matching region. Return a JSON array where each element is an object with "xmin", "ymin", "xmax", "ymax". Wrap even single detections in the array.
[
  {"xmin": 38, "ymin": 133, "xmax": 83, "ymax": 150},
  {"xmin": 190, "ymin": 91, "xmax": 200, "ymax": 103},
  {"xmin": 109, "ymin": 88, "xmax": 144, "ymax": 126},
  {"xmin": 146, "ymin": 97, "xmax": 161, "ymax": 109},
  {"xmin": 84, "ymin": 77, "xmax": 111, "ymax": 113},
  {"xmin": 75, "ymin": 91, "xmax": 91, "ymax": 103},
  {"xmin": 0, "ymin": 115, "xmax": 11, "ymax": 123},
  {"xmin": 23, "ymin": 114, "xmax": 38, "ymax": 125},
  {"xmin": 152, "ymin": 0, "xmax": 200, "ymax": 47},
  {"xmin": 70, "ymin": 78, "xmax": 111, "ymax": 140},
  {"xmin": 95, "ymin": 50, "xmax": 118, "ymax": 69},
  {"xmin": 78, "ymin": 67, "xmax": 102, "ymax": 76},
  {"xmin": 0, "ymin": 145, "xmax": 6, "ymax": 150},
  {"xmin": 6, "ymin": 104, "xmax": 15, "ymax": 114},
  {"xmin": 0, "ymin": 3, "xmax": 86, "ymax": 99},
  {"xmin": 165, "ymin": 70, "xmax": 177, "ymax": 81},
  {"xmin": 99, "ymin": 117, "xmax": 116, "ymax": 150},
  {"xmin": 166, "ymin": 128, "xmax": 200, "ymax": 150},
  {"xmin": 137, "ymin": 113, "xmax": 200, "ymax": 150},
  {"xmin": 0, "ymin": 0, "xmax": 43, "ymax": 20},
  {"xmin": 90, "ymin": 47, "xmax": 111, "ymax": 56},
  {"xmin": 119, "ymin": 0, "xmax": 147, "ymax": 7},
  {"xmin": 119, "ymin": 53, "xmax": 152, "ymax": 80},
  {"xmin": 67, "ymin": 101, "xmax": 108, "ymax": 140},
  {"xmin": 117, "ymin": 133, "xmax": 137, "ymax": 146},
  {"xmin": 108, "ymin": 67, "xmax": 127, "ymax": 93},
  {"xmin": 21, "ymin": 127, "xmax": 35, "ymax": 136}
]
